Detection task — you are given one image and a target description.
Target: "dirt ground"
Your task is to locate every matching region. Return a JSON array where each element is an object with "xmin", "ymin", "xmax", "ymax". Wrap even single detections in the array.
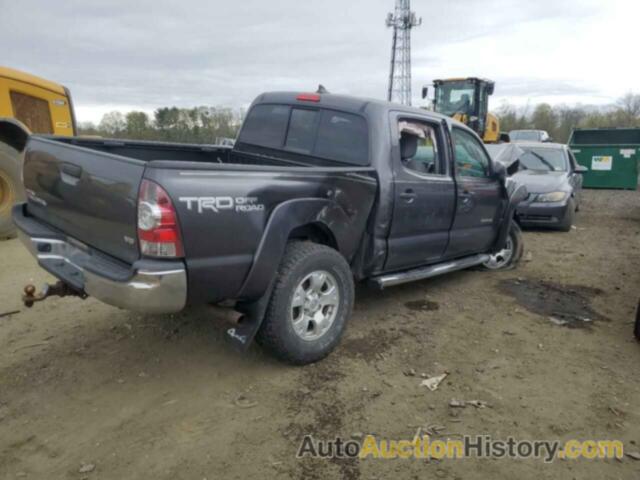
[{"xmin": 1, "ymin": 189, "xmax": 639, "ymax": 480}]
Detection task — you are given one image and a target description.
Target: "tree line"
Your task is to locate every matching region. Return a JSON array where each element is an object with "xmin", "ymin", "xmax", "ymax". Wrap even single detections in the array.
[
  {"xmin": 78, "ymin": 106, "xmax": 245, "ymax": 144},
  {"xmin": 496, "ymin": 93, "xmax": 640, "ymax": 143},
  {"xmin": 79, "ymin": 93, "xmax": 640, "ymax": 145}
]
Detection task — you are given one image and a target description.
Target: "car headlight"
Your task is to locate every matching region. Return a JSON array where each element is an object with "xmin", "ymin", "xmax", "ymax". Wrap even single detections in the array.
[{"xmin": 536, "ymin": 191, "xmax": 568, "ymax": 203}]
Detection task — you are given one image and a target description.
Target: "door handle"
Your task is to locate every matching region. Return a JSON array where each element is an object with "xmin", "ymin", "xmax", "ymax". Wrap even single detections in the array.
[
  {"xmin": 61, "ymin": 163, "xmax": 82, "ymax": 178},
  {"xmin": 458, "ymin": 189, "xmax": 475, "ymax": 210},
  {"xmin": 399, "ymin": 189, "xmax": 417, "ymax": 203}
]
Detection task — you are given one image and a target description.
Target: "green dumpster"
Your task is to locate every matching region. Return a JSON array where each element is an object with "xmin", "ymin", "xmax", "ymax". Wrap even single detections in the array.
[{"xmin": 568, "ymin": 128, "xmax": 640, "ymax": 189}]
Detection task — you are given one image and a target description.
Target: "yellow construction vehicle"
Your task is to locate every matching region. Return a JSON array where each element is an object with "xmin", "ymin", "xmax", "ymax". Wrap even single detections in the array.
[
  {"xmin": 422, "ymin": 77, "xmax": 501, "ymax": 143},
  {"xmin": 0, "ymin": 66, "xmax": 76, "ymax": 238}
]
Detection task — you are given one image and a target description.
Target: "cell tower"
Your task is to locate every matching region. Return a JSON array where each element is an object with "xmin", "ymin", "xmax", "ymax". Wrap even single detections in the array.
[{"xmin": 386, "ymin": 0, "xmax": 421, "ymax": 105}]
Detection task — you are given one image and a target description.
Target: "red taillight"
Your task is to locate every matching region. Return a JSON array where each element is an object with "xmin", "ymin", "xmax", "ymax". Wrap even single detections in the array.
[
  {"xmin": 296, "ymin": 93, "xmax": 321, "ymax": 102},
  {"xmin": 137, "ymin": 179, "xmax": 184, "ymax": 258}
]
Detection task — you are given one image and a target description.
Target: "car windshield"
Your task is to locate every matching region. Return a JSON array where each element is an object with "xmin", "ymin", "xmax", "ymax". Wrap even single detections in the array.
[
  {"xmin": 510, "ymin": 131, "xmax": 540, "ymax": 141},
  {"xmin": 519, "ymin": 147, "xmax": 568, "ymax": 172},
  {"xmin": 434, "ymin": 81, "xmax": 475, "ymax": 116}
]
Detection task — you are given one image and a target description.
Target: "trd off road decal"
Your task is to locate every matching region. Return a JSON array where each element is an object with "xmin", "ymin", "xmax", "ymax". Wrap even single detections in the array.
[{"xmin": 179, "ymin": 196, "xmax": 265, "ymax": 213}]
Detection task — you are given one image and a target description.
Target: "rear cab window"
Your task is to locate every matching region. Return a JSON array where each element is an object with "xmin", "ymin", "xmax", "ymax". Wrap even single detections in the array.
[
  {"xmin": 238, "ymin": 104, "xmax": 369, "ymax": 166},
  {"xmin": 314, "ymin": 110, "xmax": 369, "ymax": 166},
  {"xmin": 237, "ymin": 104, "xmax": 290, "ymax": 149},
  {"xmin": 285, "ymin": 108, "xmax": 319, "ymax": 153}
]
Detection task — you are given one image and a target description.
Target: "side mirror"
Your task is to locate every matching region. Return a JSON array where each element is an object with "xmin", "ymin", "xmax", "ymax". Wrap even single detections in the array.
[
  {"xmin": 506, "ymin": 159, "xmax": 520, "ymax": 176},
  {"xmin": 492, "ymin": 161, "xmax": 507, "ymax": 182},
  {"xmin": 421, "ymin": 86, "xmax": 428, "ymax": 99},
  {"xmin": 575, "ymin": 165, "xmax": 588, "ymax": 174}
]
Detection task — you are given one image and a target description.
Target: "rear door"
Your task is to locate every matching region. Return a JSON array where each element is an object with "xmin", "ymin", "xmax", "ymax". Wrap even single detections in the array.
[
  {"xmin": 385, "ymin": 115, "xmax": 456, "ymax": 271},
  {"xmin": 23, "ymin": 137, "xmax": 145, "ymax": 264},
  {"xmin": 445, "ymin": 127, "xmax": 502, "ymax": 258}
]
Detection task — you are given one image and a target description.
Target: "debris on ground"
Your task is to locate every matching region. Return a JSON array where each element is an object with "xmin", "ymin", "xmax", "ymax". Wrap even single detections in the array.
[
  {"xmin": 626, "ymin": 452, "xmax": 640, "ymax": 461},
  {"xmin": 466, "ymin": 400, "xmax": 489, "ymax": 408},
  {"xmin": 548, "ymin": 316, "xmax": 569, "ymax": 326},
  {"xmin": 424, "ymin": 424, "xmax": 447, "ymax": 436},
  {"xmin": 524, "ymin": 251, "xmax": 533, "ymax": 262},
  {"xmin": 12, "ymin": 342, "xmax": 49, "ymax": 354},
  {"xmin": 404, "ymin": 368, "xmax": 416, "ymax": 377},
  {"xmin": 420, "ymin": 373, "xmax": 448, "ymax": 391},
  {"xmin": 404, "ymin": 299, "xmax": 440, "ymax": 312},
  {"xmin": 608, "ymin": 406, "xmax": 623, "ymax": 417},
  {"xmin": 78, "ymin": 463, "xmax": 96, "ymax": 473},
  {"xmin": 0, "ymin": 310, "xmax": 20, "ymax": 319},
  {"xmin": 449, "ymin": 399, "xmax": 489, "ymax": 409},
  {"xmin": 233, "ymin": 394, "xmax": 258, "ymax": 409}
]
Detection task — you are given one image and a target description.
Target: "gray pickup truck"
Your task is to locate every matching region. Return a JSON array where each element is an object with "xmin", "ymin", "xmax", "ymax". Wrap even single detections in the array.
[{"xmin": 4, "ymin": 92, "xmax": 526, "ymax": 364}]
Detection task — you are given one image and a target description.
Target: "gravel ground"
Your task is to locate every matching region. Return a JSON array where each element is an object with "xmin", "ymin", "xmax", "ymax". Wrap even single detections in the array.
[{"xmin": 0, "ymin": 189, "xmax": 639, "ymax": 479}]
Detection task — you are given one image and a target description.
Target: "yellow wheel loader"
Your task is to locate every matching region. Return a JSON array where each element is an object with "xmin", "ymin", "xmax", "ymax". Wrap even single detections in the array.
[
  {"xmin": 422, "ymin": 77, "xmax": 503, "ymax": 144},
  {"xmin": 0, "ymin": 66, "xmax": 76, "ymax": 238}
]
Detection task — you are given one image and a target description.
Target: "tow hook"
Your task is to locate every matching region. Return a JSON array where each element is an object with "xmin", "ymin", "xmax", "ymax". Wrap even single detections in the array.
[{"xmin": 22, "ymin": 281, "xmax": 86, "ymax": 308}]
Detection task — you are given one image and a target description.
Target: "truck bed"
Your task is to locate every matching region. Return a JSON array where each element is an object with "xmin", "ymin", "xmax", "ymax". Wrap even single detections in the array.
[
  {"xmin": 21, "ymin": 135, "xmax": 378, "ymax": 303},
  {"xmin": 54, "ymin": 136, "xmax": 359, "ymax": 169}
]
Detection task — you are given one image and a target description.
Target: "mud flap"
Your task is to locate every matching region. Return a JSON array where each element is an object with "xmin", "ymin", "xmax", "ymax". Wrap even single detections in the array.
[{"xmin": 225, "ymin": 280, "xmax": 275, "ymax": 351}]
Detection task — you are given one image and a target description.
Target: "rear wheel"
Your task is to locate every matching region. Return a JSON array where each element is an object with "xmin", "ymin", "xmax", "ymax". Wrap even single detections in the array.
[
  {"xmin": 482, "ymin": 221, "xmax": 524, "ymax": 270},
  {"xmin": 256, "ymin": 241, "xmax": 354, "ymax": 365},
  {"xmin": 0, "ymin": 144, "xmax": 25, "ymax": 239}
]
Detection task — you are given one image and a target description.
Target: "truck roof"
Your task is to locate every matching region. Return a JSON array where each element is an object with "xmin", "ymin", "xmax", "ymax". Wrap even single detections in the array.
[
  {"xmin": 0, "ymin": 66, "xmax": 68, "ymax": 96},
  {"xmin": 253, "ymin": 91, "xmax": 458, "ymax": 126}
]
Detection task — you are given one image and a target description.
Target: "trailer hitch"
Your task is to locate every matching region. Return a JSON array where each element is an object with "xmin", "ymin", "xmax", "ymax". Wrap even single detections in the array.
[{"xmin": 22, "ymin": 281, "xmax": 86, "ymax": 308}]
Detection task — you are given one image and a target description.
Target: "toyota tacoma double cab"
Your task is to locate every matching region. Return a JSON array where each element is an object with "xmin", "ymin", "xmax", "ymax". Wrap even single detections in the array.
[{"xmin": 4, "ymin": 91, "xmax": 526, "ymax": 364}]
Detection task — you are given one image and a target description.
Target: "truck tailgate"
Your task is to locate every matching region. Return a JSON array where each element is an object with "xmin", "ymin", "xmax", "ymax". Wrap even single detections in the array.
[{"xmin": 22, "ymin": 137, "xmax": 144, "ymax": 264}]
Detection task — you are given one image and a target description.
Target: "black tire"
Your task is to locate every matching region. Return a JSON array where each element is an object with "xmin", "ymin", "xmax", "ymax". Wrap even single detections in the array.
[
  {"xmin": 256, "ymin": 241, "xmax": 354, "ymax": 365},
  {"xmin": 557, "ymin": 199, "xmax": 575, "ymax": 232},
  {"xmin": 482, "ymin": 220, "xmax": 524, "ymax": 270},
  {"xmin": 0, "ymin": 143, "xmax": 25, "ymax": 240}
]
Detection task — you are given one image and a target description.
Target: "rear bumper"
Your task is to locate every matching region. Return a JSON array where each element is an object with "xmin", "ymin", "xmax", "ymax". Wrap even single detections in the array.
[
  {"xmin": 516, "ymin": 201, "xmax": 569, "ymax": 226},
  {"xmin": 13, "ymin": 204, "xmax": 187, "ymax": 314}
]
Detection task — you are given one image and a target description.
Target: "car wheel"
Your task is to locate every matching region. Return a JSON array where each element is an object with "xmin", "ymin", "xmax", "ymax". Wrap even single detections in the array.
[
  {"xmin": 557, "ymin": 199, "xmax": 576, "ymax": 232},
  {"xmin": 256, "ymin": 241, "xmax": 354, "ymax": 365},
  {"xmin": 482, "ymin": 221, "xmax": 524, "ymax": 270}
]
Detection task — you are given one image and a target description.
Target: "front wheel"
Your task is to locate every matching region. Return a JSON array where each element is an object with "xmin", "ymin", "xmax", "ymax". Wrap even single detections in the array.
[
  {"xmin": 256, "ymin": 241, "xmax": 354, "ymax": 365},
  {"xmin": 482, "ymin": 221, "xmax": 524, "ymax": 270}
]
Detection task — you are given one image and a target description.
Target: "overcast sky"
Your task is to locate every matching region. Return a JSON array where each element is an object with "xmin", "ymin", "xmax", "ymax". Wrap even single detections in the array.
[{"xmin": 1, "ymin": 0, "xmax": 637, "ymax": 123}]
